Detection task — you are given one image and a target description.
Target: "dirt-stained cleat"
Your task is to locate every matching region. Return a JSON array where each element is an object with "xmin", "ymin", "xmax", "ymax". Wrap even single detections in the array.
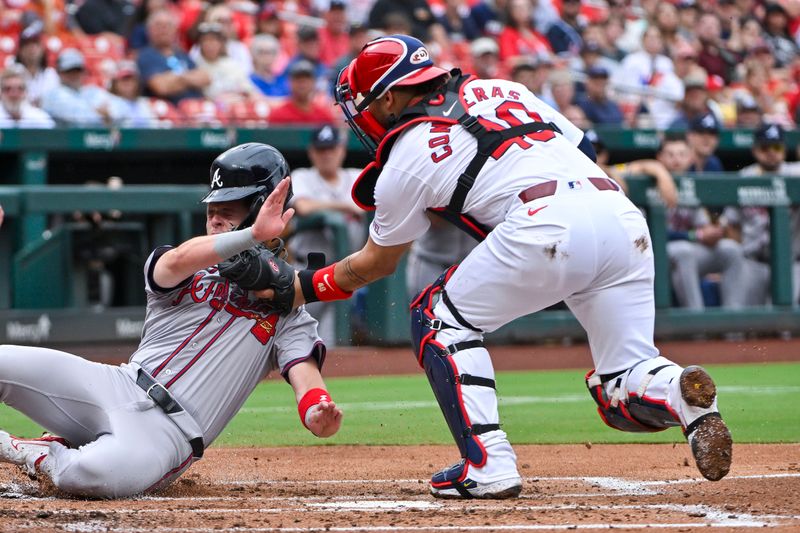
[
  {"xmin": 429, "ymin": 459, "xmax": 522, "ymax": 499},
  {"xmin": 0, "ymin": 430, "xmax": 68, "ymax": 478},
  {"xmin": 680, "ymin": 366, "xmax": 733, "ymax": 481}
]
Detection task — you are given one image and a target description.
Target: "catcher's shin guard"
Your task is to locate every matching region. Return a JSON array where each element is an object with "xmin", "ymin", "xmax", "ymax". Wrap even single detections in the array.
[
  {"xmin": 410, "ymin": 267, "xmax": 496, "ymax": 468},
  {"xmin": 586, "ymin": 357, "xmax": 682, "ymax": 433}
]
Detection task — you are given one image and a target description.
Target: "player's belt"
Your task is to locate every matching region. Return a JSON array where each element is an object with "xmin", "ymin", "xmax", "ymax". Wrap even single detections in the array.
[
  {"xmin": 136, "ymin": 368, "xmax": 205, "ymax": 459},
  {"xmin": 518, "ymin": 177, "xmax": 620, "ymax": 203}
]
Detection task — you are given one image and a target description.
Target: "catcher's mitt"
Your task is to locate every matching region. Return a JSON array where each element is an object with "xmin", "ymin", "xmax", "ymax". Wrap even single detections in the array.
[{"xmin": 218, "ymin": 239, "xmax": 296, "ymax": 314}]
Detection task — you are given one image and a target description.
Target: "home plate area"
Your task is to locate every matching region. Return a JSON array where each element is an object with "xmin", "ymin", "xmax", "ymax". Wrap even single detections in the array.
[{"xmin": 1, "ymin": 444, "xmax": 798, "ymax": 532}]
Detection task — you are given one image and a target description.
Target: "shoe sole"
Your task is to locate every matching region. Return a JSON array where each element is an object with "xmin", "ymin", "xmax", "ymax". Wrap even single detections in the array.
[
  {"xmin": 680, "ymin": 366, "xmax": 733, "ymax": 481},
  {"xmin": 430, "ymin": 478, "xmax": 522, "ymax": 500}
]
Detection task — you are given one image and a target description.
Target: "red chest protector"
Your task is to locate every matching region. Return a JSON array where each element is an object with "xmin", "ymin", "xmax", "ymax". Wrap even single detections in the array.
[{"xmin": 352, "ymin": 69, "xmax": 562, "ymax": 241}]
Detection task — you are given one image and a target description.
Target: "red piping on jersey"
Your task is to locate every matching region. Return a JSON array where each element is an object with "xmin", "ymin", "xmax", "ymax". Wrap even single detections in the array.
[
  {"xmin": 145, "ymin": 453, "xmax": 193, "ymax": 493},
  {"xmin": 165, "ymin": 316, "xmax": 237, "ymax": 388},
  {"xmin": 152, "ymin": 308, "xmax": 219, "ymax": 377}
]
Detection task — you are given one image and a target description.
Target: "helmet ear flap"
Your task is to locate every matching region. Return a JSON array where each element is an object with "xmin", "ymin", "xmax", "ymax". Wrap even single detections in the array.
[{"xmin": 234, "ymin": 191, "xmax": 266, "ymax": 231}]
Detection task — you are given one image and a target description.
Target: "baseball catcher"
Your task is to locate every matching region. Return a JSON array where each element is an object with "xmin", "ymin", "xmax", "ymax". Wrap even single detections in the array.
[
  {"xmin": 0, "ymin": 143, "xmax": 342, "ymax": 498},
  {"xmin": 253, "ymin": 34, "xmax": 732, "ymax": 499}
]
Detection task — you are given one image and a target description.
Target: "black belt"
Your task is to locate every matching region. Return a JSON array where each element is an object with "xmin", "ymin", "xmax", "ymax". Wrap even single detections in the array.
[{"xmin": 136, "ymin": 368, "xmax": 204, "ymax": 459}]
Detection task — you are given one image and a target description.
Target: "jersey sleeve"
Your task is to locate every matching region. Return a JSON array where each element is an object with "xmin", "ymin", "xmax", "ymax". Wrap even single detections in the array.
[
  {"xmin": 538, "ymin": 95, "xmax": 585, "ymax": 146},
  {"xmin": 144, "ymin": 245, "xmax": 194, "ymax": 294},
  {"xmin": 272, "ymin": 306, "xmax": 326, "ymax": 381},
  {"xmin": 369, "ymin": 165, "xmax": 434, "ymax": 247}
]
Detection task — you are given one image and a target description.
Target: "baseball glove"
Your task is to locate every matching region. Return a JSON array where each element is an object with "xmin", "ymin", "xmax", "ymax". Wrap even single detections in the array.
[{"xmin": 218, "ymin": 240, "xmax": 296, "ymax": 314}]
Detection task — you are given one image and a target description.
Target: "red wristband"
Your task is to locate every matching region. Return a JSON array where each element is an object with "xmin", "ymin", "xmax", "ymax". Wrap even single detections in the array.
[
  {"xmin": 298, "ymin": 388, "xmax": 331, "ymax": 429},
  {"xmin": 311, "ymin": 264, "xmax": 353, "ymax": 302}
]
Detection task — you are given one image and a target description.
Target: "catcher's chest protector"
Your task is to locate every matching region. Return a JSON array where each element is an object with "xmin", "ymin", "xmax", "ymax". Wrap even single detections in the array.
[{"xmin": 356, "ymin": 69, "xmax": 561, "ymax": 241}]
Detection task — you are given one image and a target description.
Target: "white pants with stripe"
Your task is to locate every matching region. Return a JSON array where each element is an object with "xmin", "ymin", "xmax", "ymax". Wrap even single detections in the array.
[
  {"xmin": 0, "ymin": 345, "xmax": 194, "ymax": 497},
  {"xmin": 432, "ymin": 184, "xmax": 684, "ymax": 482}
]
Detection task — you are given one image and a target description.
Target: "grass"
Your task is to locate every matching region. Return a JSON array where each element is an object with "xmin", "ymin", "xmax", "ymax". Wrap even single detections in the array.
[{"xmin": 1, "ymin": 362, "xmax": 798, "ymax": 446}]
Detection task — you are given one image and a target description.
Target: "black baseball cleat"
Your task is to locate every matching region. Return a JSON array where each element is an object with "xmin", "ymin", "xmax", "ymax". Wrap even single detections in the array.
[
  {"xmin": 429, "ymin": 459, "xmax": 522, "ymax": 499},
  {"xmin": 680, "ymin": 366, "xmax": 733, "ymax": 481}
]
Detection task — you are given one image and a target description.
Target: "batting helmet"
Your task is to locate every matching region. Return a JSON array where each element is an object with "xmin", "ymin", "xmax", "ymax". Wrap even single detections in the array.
[
  {"xmin": 335, "ymin": 34, "xmax": 449, "ymax": 156},
  {"xmin": 201, "ymin": 143, "xmax": 292, "ymax": 229}
]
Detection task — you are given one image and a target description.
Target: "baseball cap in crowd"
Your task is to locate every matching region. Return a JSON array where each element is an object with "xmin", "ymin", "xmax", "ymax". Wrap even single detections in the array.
[
  {"xmin": 329, "ymin": 0, "xmax": 347, "ymax": 9},
  {"xmin": 736, "ymin": 94, "xmax": 760, "ymax": 112},
  {"xmin": 754, "ymin": 123, "xmax": 785, "ymax": 146},
  {"xmin": 19, "ymin": 19, "xmax": 44, "ymax": 43},
  {"xmin": 765, "ymin": 2, "xmax": 788, "ymax": 16},
  {"xmin": 258, "ymin": 3, "xmax": 278, "ymax": 21},
  {"xmin": 311, "ymin": 124, "xmax": 341, "ymax": 149},
  {"xmin": 197, "ymin": 22, "xmax": 225, "ymax": 36},
  {"xmin": 586, "ymin": 65, "xmax": 609, "ymax": 79},
  {"xmin": 113, "ymin": 60, "xmax": 138, "ymax": 80},
  {"xmin": 57, "ymin": 48, "xmax": 86, "ymax": 72},
  {"xmin": 683, "ymin": 73, "xmax": 707, "ymax": 91},
  {"xmin": 470, "ymin": 37, "xmax": 499, "ymax": 57},
  {"xmin": 580, "ymin": 41, "xmax": 602, "ymax": 56},
  {"xmin": 288, "ymin": 59, "xmax": 315, "ymax": 77},
  {"xmin": 689, "ymin": 113, "xmax": 720, "ymax": 134},
  {"xmin": 297, "ymin": 25, "xmax": 319, "ymax": 42}
]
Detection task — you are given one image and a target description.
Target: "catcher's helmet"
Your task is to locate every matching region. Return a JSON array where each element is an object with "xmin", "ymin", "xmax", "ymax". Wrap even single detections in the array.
[
  {"xmin": 201, "ymin": 142, "xmax": 292, "ymax": 229},
  {"xmin": 335, "ymin": 34, "xmax": 449, "ymax": 156}
]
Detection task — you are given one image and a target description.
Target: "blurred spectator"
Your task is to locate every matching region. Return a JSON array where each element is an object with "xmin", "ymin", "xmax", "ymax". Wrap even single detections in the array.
[
  {"xmin": 107, "ymin": 60, "xmax": 158, "ymax": 127},
  {"xmin": 576, "ymin": 66, "xmax": 623, "ymax": 125},
  {"xmin": 653, "ymin": 1, "xmax": 681, "ymax": 52},
  {"xmin": 576, "ymin": 41, "xmax": 618, "ymax": 83},
  {"xmin": 470, "ymin": 37, "xmax": 501, "ymax": 80},
  {"xmin": 249, "ymin": 34, "xmax": 288, "ymax": 98},
  {"xmin": 13, "ymin": 20, "xmax": 59, "ymax": 107},
  {"xmin": 331, "ymin": 23, "xmax": 372, "ymax": 93},
  {"xmin": 510, "ymin": 55, "xmax": 552, "ymax": 97},
  {"xmin": 191, "ymin": 3, "xmax": 253, "ymax": 75},
  {"xmin": 498, "ymin": 0, "xmax": 552, "ymax": 66},
  {"xmin": 0, "ymin": 204, "xmax": 4, "ymax": 229},
  {"xmin": 124, "ymin": 0, "xmax": 168, "ymax": 50},
  {"xmin": 545, "ymin": 0, "xmax": 585, "ymax": 57},
  {"xmin": 735, "ymin": 95, "xmax": 762, "ymax": 128},
  {"xmin": 542, "ymin": 68, "xmax": 575, "ymax": 112},
  {"xmin": 318, "ymin": 0, "xmax": 350, "ymax": 67},
  {"xmin": 279, "ymin": 26, "xmax": 329, "ymax": 95},
  {"xmin": 42, "ymin": 48, "xmax": 125, "ymax": 126},
  {"xmin": 137, "ymin": 9, "xmax": 210, "ymax": 104},
  {"xmin": 193, "ymin": 22, "xmax": 257, "ymax": 102},
  {"xmin": 676, "ymin": 0, "xmax": 700, "ymax": 39},
  {"xmin": 75, "ymin": 0, "xmax": 136, "ymax": 35},
  {"xmin": 255, "ymin": 4, "xmax": 293, "ymax": 76},
  {"xmin": 672, "ymin": 42, "xmax": 707, "ymax": 85},
  {"xmin": 611, "ymin": 26, "xmax": 675, "ymax": 113},
  {"xmin": 669, "ymin": 74, "xmax": 718, "ymax": 129},
  {"xmin": 687, "ymin": 113, "xmax": 724, "ymax": 172},
  {"xmin": 562, "ymin": 104, "xmax": 590, "ymax": 129},
  {"xmin": 695, "ymin": 12, "xmax": 739, "ymax": 83},
  {"xmin": 368, "ymin": 0, "xmax": 438, "ymax": 41},
  {"xmin": 0, "ymin": 66, "xmax": 55, "ymax": 128},
  {"xmin": 289, "ymin": 124, "xmax": 365, "ymax": 343},
  {"xmin": 433, "ymin": 0, "xmax": 484, "ymax": 42},
  {"xmin": 762, "ymin": 3, "xmax": 798, "ymax": 68},
  {"xmin": 722, "ymin": 123, "xmax": 800, "ymax": 305},
  {"xmin": 656, "ymin": 134, "xmax": 746, "ymax": 310},
  {"xmin": 269, "ymin": 59, "xmax": 335, "ymax": 125},
  {"xmin": 406, "ymin": 218, "xmax": 477, "ymax": 300},
  {"xmin": 588, "ymin": 129, "xmax": 678, "ymax": 208}
]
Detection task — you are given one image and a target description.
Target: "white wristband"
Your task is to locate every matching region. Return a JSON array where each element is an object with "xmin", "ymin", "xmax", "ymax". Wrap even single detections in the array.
[{"xmin": 213, "ymin": 227, "xmax": 260, "ymax": 259}]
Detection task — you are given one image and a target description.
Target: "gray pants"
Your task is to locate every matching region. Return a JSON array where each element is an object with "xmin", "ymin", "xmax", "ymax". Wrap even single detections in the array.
[
  {"xmin": 0, "ymin": 345, "xmax": 194, "ymax": 497},
  {"xmin": 668, "ymin": 238, "xmax": 747, "ymax": 309},
  {"xmin": 740, "ymin": 259, "xmax": 800, "ymax": 306}
]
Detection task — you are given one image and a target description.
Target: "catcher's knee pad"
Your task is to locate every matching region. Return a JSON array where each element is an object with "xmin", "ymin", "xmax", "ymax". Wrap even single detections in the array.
[
  {"xmin": 586, "ymin": 357, "xmax": 682, "ymax": 433},
  {"xmin": 410, "ymin": 266, "xmax": 495, "ymax": 467}
]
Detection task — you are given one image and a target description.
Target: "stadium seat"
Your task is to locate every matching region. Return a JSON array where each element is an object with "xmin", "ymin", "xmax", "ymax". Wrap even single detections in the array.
[
  {"xmin": 177, "ymin": 98, "xmax": 224, "ymax": 127},
  {"xmin": 147, "ymin": 98, "xmax": 182, "ymax": 127},
  {"xmin": 225, "ymin": 98, "xmax": 271, "ymax": 127}
]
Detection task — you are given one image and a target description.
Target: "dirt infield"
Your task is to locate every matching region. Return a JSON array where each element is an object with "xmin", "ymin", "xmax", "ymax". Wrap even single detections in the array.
[{"xmin": 1, "ymin": 443, "xmax": 799, "ymax": 532}]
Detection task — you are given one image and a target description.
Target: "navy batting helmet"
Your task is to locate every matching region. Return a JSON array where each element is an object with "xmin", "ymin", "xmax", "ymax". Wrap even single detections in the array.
[{"xmin": 202, "ymin": 143, "xmax": 292, "ymax": 229}]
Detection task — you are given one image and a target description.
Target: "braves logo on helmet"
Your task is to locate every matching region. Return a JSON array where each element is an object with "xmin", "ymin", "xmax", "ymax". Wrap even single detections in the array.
[{"xmin": 334, "ymin": 34, "xmax": 449, "ymax": 156}]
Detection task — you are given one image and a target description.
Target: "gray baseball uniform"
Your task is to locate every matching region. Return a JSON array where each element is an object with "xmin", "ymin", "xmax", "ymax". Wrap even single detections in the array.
[{"xmin": 0, "ymin": 245, "xmax": 324, "ymax": 497}]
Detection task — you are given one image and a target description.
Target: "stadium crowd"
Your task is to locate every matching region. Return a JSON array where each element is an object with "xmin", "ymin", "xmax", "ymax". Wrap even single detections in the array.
[{"xmin": 1, "ymin": 0, "xmax": 799, "ymax": 129}]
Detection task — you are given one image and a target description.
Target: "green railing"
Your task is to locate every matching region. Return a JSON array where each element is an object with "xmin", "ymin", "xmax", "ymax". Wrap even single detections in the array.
[{"xmin": 0, "ymin": 166, "xmax": 800, "ymax": 344}]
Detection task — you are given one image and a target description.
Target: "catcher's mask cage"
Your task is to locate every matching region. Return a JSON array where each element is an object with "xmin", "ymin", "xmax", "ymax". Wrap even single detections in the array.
[
  {"xmin": 334, "ymin": 34, "xmax": 449, "ymax": 158},
  {"xmin": 201, "ymin": 142, "xmax": 292, "ymax": 230}
]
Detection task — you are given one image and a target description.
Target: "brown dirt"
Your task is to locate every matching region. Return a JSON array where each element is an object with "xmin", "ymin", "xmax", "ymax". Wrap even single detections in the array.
[{"xmin": 1, "ymin": 444, "xmax": 799, "ymax": 531}]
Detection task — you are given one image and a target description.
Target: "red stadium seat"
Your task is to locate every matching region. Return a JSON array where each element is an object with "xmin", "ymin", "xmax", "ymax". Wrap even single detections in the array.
[
  {"xmin": 148, "ymin": 98, "xmax": 182, "ymax": 127},
  {"xmin": 177, "ymin": 98, "xmax": 224, "ymax": 127},
  {"xmin": 226, "ymin": 98, "xmax": 271, "ymax": 127}
]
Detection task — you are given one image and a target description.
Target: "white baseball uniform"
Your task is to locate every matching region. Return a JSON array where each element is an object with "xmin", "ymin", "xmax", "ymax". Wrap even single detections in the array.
[
  {"xmin": 373, "ymin": 78, "xmax": 704, "ymax": 483},
  {"xmin": 0, "ymin": 245, "xmax": 323, "ymax": 497}
]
